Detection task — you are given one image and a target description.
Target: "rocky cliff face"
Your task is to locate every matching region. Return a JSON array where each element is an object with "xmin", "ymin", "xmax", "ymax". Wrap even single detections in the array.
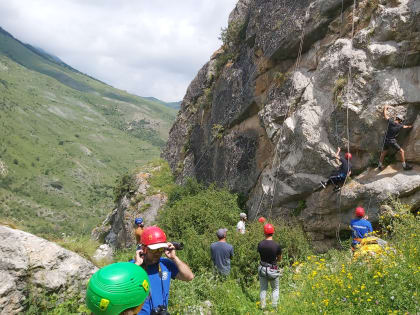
[
  {"xmin": 92, "ymin": 169, "xmax": 168, "ymax": 249},
  {"xmin": 0, "ymin": 225, "xmax": 97, "ymax": 314},
  {"xmin": 163, "ymin": 0, "xmax": 420, "ymax": 250}
]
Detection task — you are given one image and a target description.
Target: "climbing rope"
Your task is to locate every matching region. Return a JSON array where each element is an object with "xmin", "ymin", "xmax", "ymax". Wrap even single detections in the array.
[
  {"xmin": 335, "ymin": 0, "xmax": 357, "ymax": 248},
  {"xmin": 254, "ymin": 8, "xmax": 308, "ymax": 220}
]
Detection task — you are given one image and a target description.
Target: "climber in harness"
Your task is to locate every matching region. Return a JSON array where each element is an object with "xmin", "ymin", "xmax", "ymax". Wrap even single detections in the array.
[
  {"xmin": 378, "ymin": 105, "xmax": 413, "ymax": 171},
  {"xmin": 133, "ymin": 226, "xmax": 194, "ymax": 315},
  {"xmin": 320, "ymin": 147, "xmax": 352, "ymax": 192},
  {"xmin": 350, "ymin": 206, "xmax": 373, "ymax": 249},
  {"xmin": 134, "ymin": 217, "xmax": 145, "ymax": 245},
  {"xmin": 86, "ymin": 262, "xmax": 150, "ymax": 315},
  {"xmin": 257, "ymin": 223, "xmax": 282, "ymax": 309}
]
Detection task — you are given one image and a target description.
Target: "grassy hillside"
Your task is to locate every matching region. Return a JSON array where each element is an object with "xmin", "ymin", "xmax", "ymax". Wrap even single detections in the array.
[{"xmin": 0, "ymin": 27, "xmax": 177, "ymax": 238}]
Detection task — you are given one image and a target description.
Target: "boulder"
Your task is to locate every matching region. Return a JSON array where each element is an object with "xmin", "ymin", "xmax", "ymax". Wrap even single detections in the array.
[{"xmin": 0, "ymin": 225, "xmax": 97, "ymax": 314}]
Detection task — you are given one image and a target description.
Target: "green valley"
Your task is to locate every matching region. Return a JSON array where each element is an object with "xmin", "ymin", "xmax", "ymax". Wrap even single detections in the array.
[{"xmin": 0, "ymin": 27, "xmax": 177, "ymax": 238}]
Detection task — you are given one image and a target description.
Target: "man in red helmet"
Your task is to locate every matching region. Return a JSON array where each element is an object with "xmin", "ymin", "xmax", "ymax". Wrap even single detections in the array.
[
  {"xmin": 134, "ymin": 226, "xmax": 194, "ymax": 314},
  {"xmin": 257, "ymin": 223, "xmax": 282, "ymax": 309},
  {"xmin": 320, "ymin": 147, "xmax": 352, "ymax": 192},
  {"xmin": 350, "ymin": 207, "xmax": 373, "ymax": 248}
]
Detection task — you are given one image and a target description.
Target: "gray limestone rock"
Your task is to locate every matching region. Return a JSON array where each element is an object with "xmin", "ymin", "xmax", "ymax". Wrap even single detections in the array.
[{"xmin": 0, "ymin": 225, "xmax": 97, "ymax": 314}]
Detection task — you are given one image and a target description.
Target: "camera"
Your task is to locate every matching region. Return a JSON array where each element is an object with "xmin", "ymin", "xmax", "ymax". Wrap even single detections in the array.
[
  {"xmin": 151, "ymin": 305, "xmax": 170, "ymax": 315},
  {"xmin": 170, "ymin": 241, "xmax": 184, "ymax": 250}
]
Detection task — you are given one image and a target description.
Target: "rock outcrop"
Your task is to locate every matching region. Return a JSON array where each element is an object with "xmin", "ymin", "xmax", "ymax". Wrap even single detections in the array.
[
  {"xmin": 0, "ymin": 225, "xmax": 97, "ymax": 314},
  {"xmin": 163, "ymin": 0, "xmax": 420, "ymax": 250},
  {"xmin": 92, "ymin": 169, "xmax": 168, "ymax": 249}
]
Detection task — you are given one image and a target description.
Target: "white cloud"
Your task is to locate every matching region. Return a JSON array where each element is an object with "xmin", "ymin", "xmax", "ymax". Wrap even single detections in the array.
[{"xmin": 0, "ymin": 0, "xmax": 238, "ymax": 101}]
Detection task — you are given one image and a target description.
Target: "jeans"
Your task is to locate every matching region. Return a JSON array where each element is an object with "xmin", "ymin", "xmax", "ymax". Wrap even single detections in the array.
[{"xmin": 258, "ymin": 266, "xmax": 279, "ymax": 308}]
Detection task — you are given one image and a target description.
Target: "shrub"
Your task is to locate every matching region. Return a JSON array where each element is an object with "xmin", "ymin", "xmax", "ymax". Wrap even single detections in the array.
[{"xmin": 113, "ymin": 173, "xmax": 135, "ymax": 203}]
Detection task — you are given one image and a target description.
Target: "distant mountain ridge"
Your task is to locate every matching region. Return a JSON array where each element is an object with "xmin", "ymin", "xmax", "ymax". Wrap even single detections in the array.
[
  {"xmin": 0, "ymin": 26, "xmax": 177, "ymax": 238},
  {"xmin": 144, "ymin": 96, "xmax": 181, "ymax": 109}
]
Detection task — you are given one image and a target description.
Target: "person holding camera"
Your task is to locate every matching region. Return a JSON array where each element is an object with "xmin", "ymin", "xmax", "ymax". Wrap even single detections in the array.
[
  {"xmin": 134, "ymin": 226, "xmax": 194, "ymax": 315},
  {"xmin": 257, "ymin": 223, "xmax": 282, "ymax": 310}
]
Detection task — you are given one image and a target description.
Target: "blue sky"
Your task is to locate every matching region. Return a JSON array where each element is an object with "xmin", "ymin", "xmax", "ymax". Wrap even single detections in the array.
[{"xmin": 0, "ymin": 0, "xmax": 238, "ymax": 101}]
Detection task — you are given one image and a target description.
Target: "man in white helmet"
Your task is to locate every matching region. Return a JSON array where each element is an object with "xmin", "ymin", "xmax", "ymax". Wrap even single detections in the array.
[{"xmin": 236, "ymin": 213, "xmax": 247, "ymax": 234}]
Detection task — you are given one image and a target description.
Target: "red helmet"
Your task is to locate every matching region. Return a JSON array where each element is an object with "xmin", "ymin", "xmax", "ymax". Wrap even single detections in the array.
[
  {"xmin": 258, "ymin": 217, "xmax": 266, "ymax": 223},
  {"xmin": 355, "ymin": 207, "xmax": 365, "ymax": 218},
  {"xmin": 345, "ymin": 152, "xmax": 352, "ymax": 160},
  {"xmin": 264, "ymin": 223, "xmax": 275, "ymax": 235},
  {"xmin": 141, "ymin": 226, "xmax": 167, "ymax": 249}
]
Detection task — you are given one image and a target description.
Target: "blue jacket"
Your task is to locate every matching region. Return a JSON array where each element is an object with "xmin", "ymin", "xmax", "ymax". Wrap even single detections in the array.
[{"xmin": 350, "ymin": 218, "xmax": 373, "ymax": 245}]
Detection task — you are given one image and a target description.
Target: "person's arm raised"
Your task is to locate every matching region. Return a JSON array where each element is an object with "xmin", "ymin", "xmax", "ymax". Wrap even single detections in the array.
[{"xmin": 165, "ymin": 243, "xmax": 194, "ymax": 281}]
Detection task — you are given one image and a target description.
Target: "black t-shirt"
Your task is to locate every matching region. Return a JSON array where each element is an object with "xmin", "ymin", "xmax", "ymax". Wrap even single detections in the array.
[
  {"xmin": 338, "ymin": 156, "xmax": 351, "ymax": 175},
  {"xmin": 257, "ymin": 239, "xmax": 282, "ymax": 265},
  {"xmin": 386, "ymin": 118, "xmax": 403, "ymax": 140}
]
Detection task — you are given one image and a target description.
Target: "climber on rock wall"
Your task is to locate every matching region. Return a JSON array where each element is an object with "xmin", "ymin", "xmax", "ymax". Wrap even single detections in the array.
[
  {"xmin": 378, "ymin": 105, "xmax": 413, "ymax": 171},
  {"xmin": 320, "ymin": 147, "xmax": 352, "ymax": 192}
]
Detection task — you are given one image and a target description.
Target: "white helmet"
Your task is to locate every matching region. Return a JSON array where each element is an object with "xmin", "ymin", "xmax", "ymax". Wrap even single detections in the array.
[{"xmin": 239, "ymin": 213, "xmax": 247, "ymax": 219}]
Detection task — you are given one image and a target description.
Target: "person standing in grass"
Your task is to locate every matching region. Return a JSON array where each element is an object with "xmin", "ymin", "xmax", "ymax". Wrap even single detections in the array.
[
  {"xmin": 257, "ymin": 223, "xmax": 282, "ymax": 309},
  {"xmin": 237, "ymin": 212, "xmax": 247, "ymax": 234},
  {"xmin": 210, "ymin": 228, "xmax": 234, "ymax": 276}
]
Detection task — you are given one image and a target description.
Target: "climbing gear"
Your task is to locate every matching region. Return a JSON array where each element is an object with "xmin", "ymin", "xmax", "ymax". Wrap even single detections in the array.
[
  {"xmin": 260, "ymin": 261, "xmax": 278, "ymax": 269},
  {"xmin": 86, "ymin": 262, "xmax": 150, "ymax": 315},
  {"xmin": 264, "ymin": 223, "xmax": 275, "ymax": 235},
  {"xmin": 258, "ymin": 264, "xmax": 282, "ymax": 279},
  {"xmin": 258, "ymin": 217, "xmax": 266, "ymax": 223},
  {"xmin": 344, "ymin": 152, "xmax": 352, "ymax": 160},
  {"xmin": 135, "ymin": 217, "xmax": 144, "ymax": 225},
  {"xmin": 240, "ymin": 213, "xmax": 247, "ymax": 219},
  {"xmin": 141, "ymin": 226, "xmax": 168, "ymax": 249},
  {"xmin": 353, "ymin": 237, "xmax": 388, "ymax": 260},
  {"xmin": 320, "ymin": 181, "xmax": 327, "ymax": 189},
  {"xmin": 355, "ymin": 207, "xmax": 365, "ymax": 218},
  {"xmin": 333, "ymin": 186, "xmax": 341, "ymax": 192}
]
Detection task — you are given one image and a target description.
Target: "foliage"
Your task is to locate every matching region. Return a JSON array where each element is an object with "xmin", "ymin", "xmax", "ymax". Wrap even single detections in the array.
[
  {"xmin": 212, "ymin": 124, "xmax": 224, "ymax": 140},
  {"xmin": 219, "ymin": 20, "xmax": 247, "ymax": 48},
  {"xmin": 113, "ymin": 173, "xmax": 136, "ymax": 203},
  {"xmin": 24, "ymin": 288, "xmax": 89, "ymax": 315},
  {"xmin": 333, "ymin": 76, "xmax": 348, "ymax": 107},
  {"xmin": 147, "ymin": 159, "xmax": 177, "ymax": 196}
]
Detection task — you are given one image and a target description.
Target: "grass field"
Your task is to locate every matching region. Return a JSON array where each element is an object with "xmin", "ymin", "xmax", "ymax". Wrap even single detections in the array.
[{"xmin": 0, "ymin": 28, "xmax": 177, "ymax": 238}]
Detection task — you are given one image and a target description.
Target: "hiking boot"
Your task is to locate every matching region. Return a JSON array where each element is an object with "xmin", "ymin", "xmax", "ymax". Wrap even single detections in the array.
[
  {"xmin": 403, "ymin": 164, "xmax": 413, "ymax": 171},
  {"xmin": 377, "ymin": 164, "xmax": 383, "ymax": 171},
  {"xmin": 333, "ymin": 186, "xmax": 341, "ymax": 192},
  {"xmin": 320, "ymin": 181, "xmax": 327, "ymax": 189}
]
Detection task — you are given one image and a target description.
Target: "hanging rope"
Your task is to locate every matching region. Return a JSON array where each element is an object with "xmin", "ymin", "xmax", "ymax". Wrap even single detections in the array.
[
  {"xmin": 335, "ymin": 0, "xmax": 357, "ymax": 248},
  {"xmin": 254, "ymin": 8, "xmax": 308, "ymax": 220}
]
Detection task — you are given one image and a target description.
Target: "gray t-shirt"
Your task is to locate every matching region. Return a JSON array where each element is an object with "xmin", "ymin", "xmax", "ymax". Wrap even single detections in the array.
[{"xmin": 210, "ymin": 241, "xmax": 234, "ymax": 275}]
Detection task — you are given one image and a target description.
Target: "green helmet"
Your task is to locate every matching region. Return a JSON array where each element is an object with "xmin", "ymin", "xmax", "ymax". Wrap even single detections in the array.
[{"xmin": 86, "ymin": 262, "xmax": 150, "ymax": 315}]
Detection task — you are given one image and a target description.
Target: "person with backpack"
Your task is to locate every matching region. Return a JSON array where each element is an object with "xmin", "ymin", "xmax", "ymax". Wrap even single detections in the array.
[
  {"xmin": 86, "ymin": 262, "xmax": 150, "ymax": 315},
  {"xmin": 378, "ymin": 105, "xmax": 413, "ymax": 170},
  {"xmin": 257, "ymin": 223, "xmax": 282, "ymax": 309},
  {"xmin": 210, "ymin": 228, "xmax": 234, "ymax": 276},
  {"xmin": 350, "ymin": 206, "xmax": 373, "ymax": 249},
  {"xmin": 134, "ymin": 226, "xmax": 194, "ymax": 314},
  {"xmin": 320, "ymin": 147, "xmax": 352, "ymax": 192}
]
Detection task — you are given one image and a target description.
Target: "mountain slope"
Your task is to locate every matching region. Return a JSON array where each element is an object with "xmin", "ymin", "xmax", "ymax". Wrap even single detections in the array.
[{"xmin": 0, "ymin": 27, "xmax": 177, "ymax": 237}]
